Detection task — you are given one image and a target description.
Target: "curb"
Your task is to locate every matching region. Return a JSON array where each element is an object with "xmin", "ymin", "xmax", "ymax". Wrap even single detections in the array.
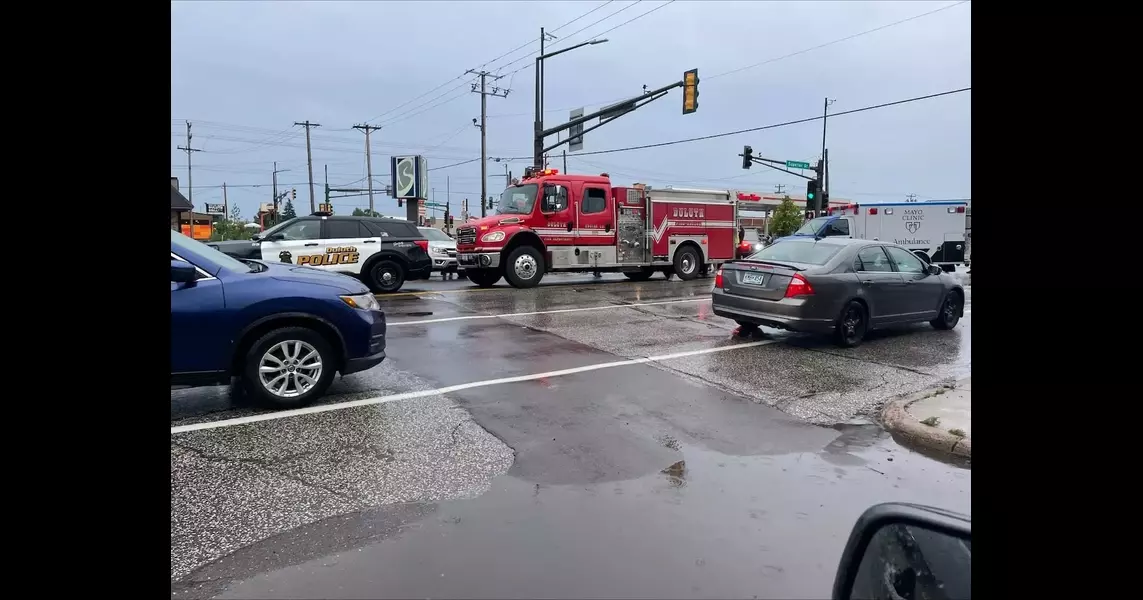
[{"xmin": 880, "ymin": 382, "xmax": 971, "ymax": 460}]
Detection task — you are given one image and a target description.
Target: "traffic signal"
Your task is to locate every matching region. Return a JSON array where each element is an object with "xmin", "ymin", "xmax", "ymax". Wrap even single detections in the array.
[
  {"xmin": 806, "ymin": 179, "xmax": 819, "ymax": 211},
  {"xmin": 291, "ymin": 188, "xmax": 296, "ymax": 202},
  {"xmin": 742, "ymin": 145, "xmax": 753, "ymax": 170},
  {"xmin": 821, "ymin": 191, "xmax": 829, "ymax": 211},
  {"xmin": 448, "ymin": 215, "xmax": 455, "ymax": 226},
  {"xmin": 682, "ymin": 69, "xmax": 699, "ymax": 115}
]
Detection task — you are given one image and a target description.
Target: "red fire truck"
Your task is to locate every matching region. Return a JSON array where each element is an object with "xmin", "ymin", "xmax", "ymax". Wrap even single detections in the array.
[{"xmin": 456, "ymin": 168, "xmax": 756, "ymax": 288}]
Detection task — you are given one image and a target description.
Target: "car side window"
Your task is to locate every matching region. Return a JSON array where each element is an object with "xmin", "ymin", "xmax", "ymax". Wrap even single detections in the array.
[
  {"xmin": 581, "ymin": 187, "xmax": 607, "ymax": 214},
  {"xmin": 361, "ymin": 221, "xmax": 392, "ymax": 237},
  {"xmin": 885, "ymin": 246, "xmax": 925, "ymax": 274},
  {"xmin": 856, "ymin": 246, "xmax": 894, "ymax": 272},
  {"xmin": 325, "ymin": 220, "xmax": 365, "ymax": 239},
  {"xmin": 277, "ymin": 220, "xmax": 321, "ymax": 240},
  {"xmin": 827, "ymin": 219, "xmax": 850, "ymax": 236}
]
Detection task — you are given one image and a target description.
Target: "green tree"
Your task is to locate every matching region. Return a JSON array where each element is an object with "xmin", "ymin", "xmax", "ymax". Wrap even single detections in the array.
[
  {"xmin": 768, "ymin": 196, "xmax": 804, "ymax": 238},
  {"xmin": 211, "ymin": 204, "xmax": 254, "ymax": 241},
  {"xmin": 351, "ymin": 207, "xmax": 382, "ymax": 217},
  {"xmin": 282, "ymin": 199, "xmax": 297, "ymax": 220}
]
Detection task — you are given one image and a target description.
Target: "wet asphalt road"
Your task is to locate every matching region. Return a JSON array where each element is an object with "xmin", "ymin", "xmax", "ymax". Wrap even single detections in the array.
[{"xmin": 171, "ymin": 272, "xmax": 971, "ymax": 599}]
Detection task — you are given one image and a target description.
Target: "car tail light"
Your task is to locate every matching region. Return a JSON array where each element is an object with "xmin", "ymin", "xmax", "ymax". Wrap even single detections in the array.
[
  {"xmin": 714, "ymin": 268, "xmax": 723, "ymax": 288},
  {"xmin": 784, "ymin": 273, "xmax": 814, "ymax": 298},
  {"xmin": 414, "ymin": 240, "xmax": 429, "ymax": 252},
  {"xmin": 869, "ymin": 208, "xmax": 878, "ymax": 215},
  {"xmin": 956, "ymin": 206, "xmax": 966, "ymax": 213}
]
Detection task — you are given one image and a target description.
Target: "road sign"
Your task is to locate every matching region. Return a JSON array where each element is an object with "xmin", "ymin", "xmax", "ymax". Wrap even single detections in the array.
[
  {"xmin": 425, "ymin": 202, "xmax": 447, "ymax": 209},
  {"xmin": 568, "ymin": 108, "xmax": 584, "ymax": 152},
  {"xmin": 204, "ymin": 203, "xmax": 225, "ymax": 214},
  {"xmin": 786, "ymin": 160, "xmax": 811, "ymax": 170}
]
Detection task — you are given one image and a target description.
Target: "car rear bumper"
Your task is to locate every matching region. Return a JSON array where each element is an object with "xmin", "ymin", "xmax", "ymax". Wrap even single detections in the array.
[{"xmin": 712, "ymin": 289, "xmax": 836, "ymax": 334}]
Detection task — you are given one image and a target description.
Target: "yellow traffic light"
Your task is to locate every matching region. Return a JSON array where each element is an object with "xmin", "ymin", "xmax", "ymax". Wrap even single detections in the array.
[{"xmin": 682, "ymin": 68, "xmax": 699, "ymax": 115}]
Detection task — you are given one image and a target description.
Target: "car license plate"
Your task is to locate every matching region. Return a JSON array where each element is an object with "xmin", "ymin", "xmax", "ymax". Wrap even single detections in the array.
[{"xmin": 742, "ymin": 272, "xmax": 765, "ymax": 285}]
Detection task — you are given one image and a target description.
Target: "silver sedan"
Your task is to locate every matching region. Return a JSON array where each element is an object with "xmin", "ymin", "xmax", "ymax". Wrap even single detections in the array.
[{"xmin": 711, "ymin": 237, "xmax": 965, "ymax": 347}]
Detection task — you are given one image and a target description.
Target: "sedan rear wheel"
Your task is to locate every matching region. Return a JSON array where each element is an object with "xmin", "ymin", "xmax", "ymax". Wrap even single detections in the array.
[{"xmin": 834, "ymin": 301, "xmax": 868, "ymax": 348}]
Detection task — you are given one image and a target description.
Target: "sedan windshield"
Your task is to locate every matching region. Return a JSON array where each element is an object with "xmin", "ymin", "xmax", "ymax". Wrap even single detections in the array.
[
  {"xmin": 794, "ymin": 217, "xmax": 832, "ymax": 236},
  {"xmin": 497, "ymin": 184, "xmax": 538, "ymax": 215},
  {"xmin": 171, "ymin": 229, "xmax": 255, "ymax": 274},
  {"xmin": 747, "ymin": 239, "xmax": 843, "ymax": 265}
]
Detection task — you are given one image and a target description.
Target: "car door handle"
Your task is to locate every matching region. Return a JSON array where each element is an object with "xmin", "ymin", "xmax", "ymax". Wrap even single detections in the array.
[
  {"xmin": 862, "ymin": 280, "xmax": 875, "ymax": 286},
  {"xmin": 361, "ymin": 240, "xmax": 377, "ymax": 244},
  {"xmin": 304, "ymin": 243, "xmax": 319, "ymax": 247}
]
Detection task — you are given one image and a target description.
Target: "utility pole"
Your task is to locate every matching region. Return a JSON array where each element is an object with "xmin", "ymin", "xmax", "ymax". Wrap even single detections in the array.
[
  {"xmin": 294, "ymin": 120, "xmax": 321, "ymax": 212},
  {"xmin": 468, "ymin": 69, "xmax": 508, "ymax": 219},
  {"xmin": 272, "ymin": 162, "xmax": 290, "ymax": 223},
  {"xmin": 324, "ymin": 164, "xmax": 329, "ymax": 207},
  {"xmin": 563, "ymin": 149, "xmax": 567, "ymax": 172},
  {"xmin": 353, "ymin": 124, "xmax": 382, "ymax": 213},
  {"xmin": 177, "ymin": 121, "xmax": 203, "ymax": 203},
  {"xmin": 774, "ymin": 184, "xmax": 785, "ymax": 195},
  {"xmin": 820, "ymin": 98, "xmax": 835, "ymax": 212},
  {"xmin": 222, "ymin": 182, "xmax": 229, "ymax": 240}
]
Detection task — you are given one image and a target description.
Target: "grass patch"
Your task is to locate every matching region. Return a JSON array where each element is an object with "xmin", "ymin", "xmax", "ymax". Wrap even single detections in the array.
[
  {"xmin": 949, "ymin": 428, "xmax": 967, "ymax": 438},
  {"xmin": 920, "ymin": 416, "xmax": 940, "ymax": 427}
]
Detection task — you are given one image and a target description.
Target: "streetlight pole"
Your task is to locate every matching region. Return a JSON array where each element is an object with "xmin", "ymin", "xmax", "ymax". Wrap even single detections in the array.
[{"xmin": 532, "ymin": 35, "xmax": 608, "ymax": 168}]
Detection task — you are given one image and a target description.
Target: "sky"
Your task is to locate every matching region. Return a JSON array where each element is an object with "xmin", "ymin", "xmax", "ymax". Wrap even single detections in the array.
[{"xmin": 171, "ymin": 0, "xmax": 971, "ymax": 222}]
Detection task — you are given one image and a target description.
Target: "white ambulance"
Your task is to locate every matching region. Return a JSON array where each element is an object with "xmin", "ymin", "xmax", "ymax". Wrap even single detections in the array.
[{"xmin": 784, "ymin": 201, "xmax": 969, "ymax": 271}]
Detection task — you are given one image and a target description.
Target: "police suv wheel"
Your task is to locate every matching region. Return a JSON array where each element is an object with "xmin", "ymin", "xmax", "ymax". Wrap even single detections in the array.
[
  {"xmin": 242, "ymin": 326, "xmax": 336, "ymax": 409},
  {"xmin": 504, "ymin": 246, "xmax": 545, "ymax": 289},
  {"xmin": 673, "ymin": 246, "xmax": 701, "ymax": 281},
  {"xmin": 367, "ymin": 259, "xmax": 405, "ymax": 294}
]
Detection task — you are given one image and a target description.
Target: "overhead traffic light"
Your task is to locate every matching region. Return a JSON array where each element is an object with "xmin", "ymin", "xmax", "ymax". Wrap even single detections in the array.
[
  {"xmin": 291, "ymin": 188, "xmax": 296, "ymax": 202},
  {"xmin": 742, "ymin": 145, "xmax": 753, "ymax": 170},
  {"xmin": 806, "ymin": 179, "xmax": 819, "ymax": 211},
  {"xmin": 682, "ymin": 69, "xmax": 699, "ymax": 115}
]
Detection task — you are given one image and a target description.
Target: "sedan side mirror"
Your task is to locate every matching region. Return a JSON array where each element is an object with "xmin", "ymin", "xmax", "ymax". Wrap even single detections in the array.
[
  {"xmin": 926, "ymin": 264, "xmax": 942, "ymax": 276},
  {"xmin": 831, "ymin": 503, "xmax": 970, "ymax": 600},
  {"xmin": 171, "ymin": 259, "xmax": 198, "ymax": 284}
]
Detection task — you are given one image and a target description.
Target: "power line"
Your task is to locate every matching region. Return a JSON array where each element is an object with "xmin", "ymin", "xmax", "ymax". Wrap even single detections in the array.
[
  {"xmin": 708, "ymin": 1, "xmax": 969, "ymax": 81},
  {"xmin": 554, "ymin": 87, "xmax": 972, "ymax": 158},
  {"xmin": 486, "ymin": 0, "xmax": 967, "ymax": 120},
  {"xmin": 361, "ymin": 2, "xmax": 620, "ymax": 125}
]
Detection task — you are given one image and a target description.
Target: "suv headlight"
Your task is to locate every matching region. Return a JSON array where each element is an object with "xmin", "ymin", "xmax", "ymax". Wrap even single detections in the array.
[
  {"xmin": 481, "ymin": 231, "xmax": 505, "ymax": 243},
  {"xmin": 340, "ymin": 293, "xmax": 380, "ymax": 311},
  {"xmin": 431, "ymin": 246, "xmax": 449, "ymax": 255}
]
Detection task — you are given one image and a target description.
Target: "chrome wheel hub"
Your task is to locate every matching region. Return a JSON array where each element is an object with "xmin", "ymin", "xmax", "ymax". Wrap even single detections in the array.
[
  {"xmin": 258, "ymin": 340, "xmax": 323, "ymax": 398},
  {"xmin": 514, "ymin": 254, "xmax": 538, "ymax": 279}
]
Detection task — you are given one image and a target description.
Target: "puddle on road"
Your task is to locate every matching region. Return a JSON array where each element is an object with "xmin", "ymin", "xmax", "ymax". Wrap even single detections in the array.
[{"xmin": 184, "ymin": 434, "xmax": 969, "ymax": 600}]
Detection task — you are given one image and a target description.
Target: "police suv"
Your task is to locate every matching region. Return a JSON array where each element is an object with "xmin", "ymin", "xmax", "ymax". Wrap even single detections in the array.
[{"xmin": 210, "ymin": 212, "xmax": 433, "ymax": 293}]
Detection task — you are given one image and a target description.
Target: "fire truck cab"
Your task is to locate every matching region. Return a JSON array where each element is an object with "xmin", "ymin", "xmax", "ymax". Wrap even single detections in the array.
[{"xmin": 455, "ymin": 169, "xmax": 739, "ymax": 288}]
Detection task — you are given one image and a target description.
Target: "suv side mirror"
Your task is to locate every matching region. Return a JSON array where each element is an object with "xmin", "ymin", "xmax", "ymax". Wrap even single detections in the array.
[
  {"xmin": 171, "ymin": 259, "xmax": 198, "ymax": 284},
  {"xmin": 832, "ymin": 503, "xmax": 970, "ymax": 600},
  {"xmin": 926, "ymin": 264, "xmax": 942, "ymax": 276}
]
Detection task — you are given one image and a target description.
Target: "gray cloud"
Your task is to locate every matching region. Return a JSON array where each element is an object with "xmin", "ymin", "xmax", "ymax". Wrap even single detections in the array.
[{"xmin": 172, "ymin": 0, "xmax": 970, "ymax": 218}]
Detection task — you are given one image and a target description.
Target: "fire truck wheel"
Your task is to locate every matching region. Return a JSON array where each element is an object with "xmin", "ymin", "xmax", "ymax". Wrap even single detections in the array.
[
  {"xmin": 673, "ymin": 245, "xmax": 702, "ymax": 281},
  {"xmin": 504, "ymin": 246, "xmax": 545, "ymax": 288},
  {"xmin": 623, "ymin": 268, "xmax": 654, "ymax": 282},
  {"xmin": 465, "ymin": 269, "xmax": 501, "ymax": 287}
]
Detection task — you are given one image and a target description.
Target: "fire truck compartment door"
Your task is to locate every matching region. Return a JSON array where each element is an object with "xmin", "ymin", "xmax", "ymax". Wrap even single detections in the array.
[{"xmin": 616, "ymin": 206, "xmax": 647, "ymax": 263}]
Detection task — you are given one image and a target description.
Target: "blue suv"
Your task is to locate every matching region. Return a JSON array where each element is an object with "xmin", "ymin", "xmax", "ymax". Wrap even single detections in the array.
[{"xmin": 171, "ymin": 230, "xmax": 386, "ymax": 408}]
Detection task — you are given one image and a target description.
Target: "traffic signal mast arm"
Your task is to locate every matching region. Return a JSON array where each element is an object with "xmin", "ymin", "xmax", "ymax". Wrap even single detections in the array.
[
  {"xmin": 538, "ymin": 79, "xmax": 686, "ymax": 156},
  {"xmin": 740, "ymin": 152, "xmax": 819, "ymax": 181}
]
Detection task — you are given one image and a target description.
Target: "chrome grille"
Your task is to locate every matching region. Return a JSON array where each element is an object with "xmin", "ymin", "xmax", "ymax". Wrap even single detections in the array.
[
  {"xmin": 457, "ymin": 227, "xmax": 476, "ymax": 245},
  {"xmin": 446, "ymin": 249, "xmax": 457, "ymax": 257}
]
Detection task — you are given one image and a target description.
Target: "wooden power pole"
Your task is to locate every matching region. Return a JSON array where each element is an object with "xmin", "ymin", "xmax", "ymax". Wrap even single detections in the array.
[
  {"xmin": 353, "ymin": 124, "xmax": 382, "ymax": 214},
  {"xmin": 294, "ymin": 120, "xmax": 322, "ymax": 212},
  {"xmin": 467, "ymin": 69, "xmax": 508, "ymax": 218}
]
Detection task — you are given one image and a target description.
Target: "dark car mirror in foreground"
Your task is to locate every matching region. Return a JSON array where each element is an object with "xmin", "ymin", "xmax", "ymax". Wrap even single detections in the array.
[
  {"xmin": 171, "ymin": 260, "xmax": 198, "ymax": 284},
  {"xmin": 832, "ymin": 503, "xmax": 970, "ymax": 600},
  {"xmin": 926, "ymin": 264, "xmax": 943, "ymax": 276}
]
